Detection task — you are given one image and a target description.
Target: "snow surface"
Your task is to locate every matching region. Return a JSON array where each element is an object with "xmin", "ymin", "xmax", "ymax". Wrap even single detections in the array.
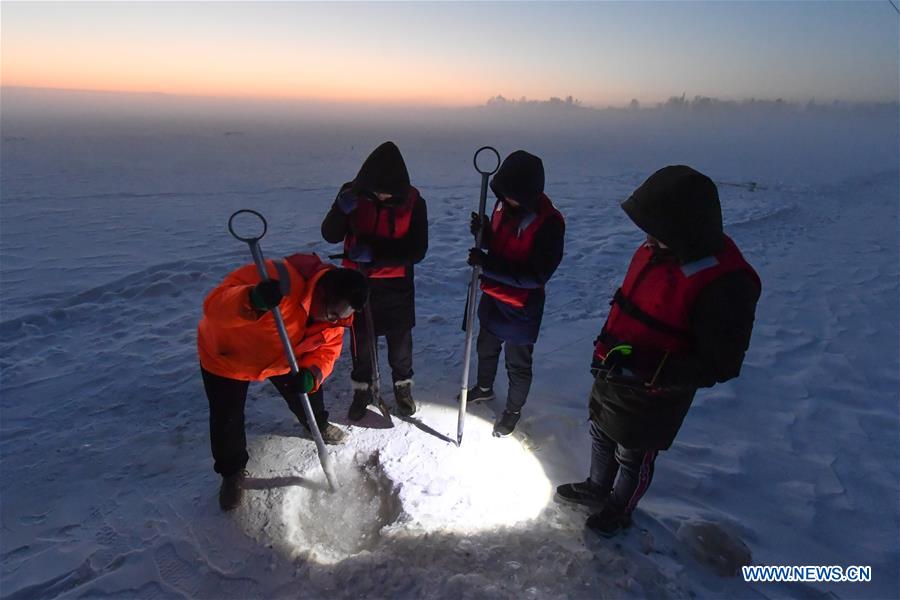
[{"xmin": 1, "ymin": 97, "xmax": 898, "ymax": 599}]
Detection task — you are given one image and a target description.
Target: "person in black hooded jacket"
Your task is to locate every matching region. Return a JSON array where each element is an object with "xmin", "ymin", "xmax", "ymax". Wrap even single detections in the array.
[
  {"xmin": 321, "ymin": 141, "xmax": 428, "ymax": 420},
  {"xmin": 554, "ymin": 165, "xmax": 761, "ymax": 537},
  {"xmin": 466, "ymin": 150, "xmax": 565, "ymax": 437}
]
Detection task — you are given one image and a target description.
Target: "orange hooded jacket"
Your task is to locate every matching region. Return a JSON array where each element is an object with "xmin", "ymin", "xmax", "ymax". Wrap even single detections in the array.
[{"xmin": 197, "ymin": 254, "xmax": 353, "ymax": 388}]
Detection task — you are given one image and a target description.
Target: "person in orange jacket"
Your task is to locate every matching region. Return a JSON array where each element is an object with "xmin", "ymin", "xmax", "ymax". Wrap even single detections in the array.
[{"xmin": 197, "ymin": 252, "xmax": 368, "ymax": 511}]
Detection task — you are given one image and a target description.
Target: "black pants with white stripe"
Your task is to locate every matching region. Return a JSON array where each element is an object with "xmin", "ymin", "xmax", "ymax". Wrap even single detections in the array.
[
  {"xmin": 589, "ymin": 421, "xmax": 658, "ymax": 514},
  {"xmin": 201, "ymin": 367, "xmax": 328, "ymax": 478}
]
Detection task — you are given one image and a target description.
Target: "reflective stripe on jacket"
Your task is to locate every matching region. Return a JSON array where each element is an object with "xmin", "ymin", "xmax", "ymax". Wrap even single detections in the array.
[
  {"xmin": 594, "ymin": 235, "xmax": 761, "ymax": 374},
  {"xmin": 480, "ymin": 194, "xmax": 564, "ymax": 308}
]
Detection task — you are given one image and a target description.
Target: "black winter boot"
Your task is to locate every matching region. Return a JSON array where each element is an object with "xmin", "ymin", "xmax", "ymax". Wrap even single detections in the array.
[
  {"xmin": 492, "ymin": 410, "xmax": 520, "ymax": 437},
  {"xmin": 458, "ymin": 386, "xmax": 495, "ymax": 404},
  {"xmin": 348, "ymin": 381, "xmax": 372, "ymax": 421},
  {"xmin": 219, "ymin": 470, "xmax": 247, "ymax": 512},
  {"xmin": 555, "ymin": 479, "xmax": 606, "ymax": 508},
  {"xmin": 586, "ymin": 504, "xmax": 632, "ymax": 538},
  {"xmin": 393, "ymin": 379, "xmax": 416, "ymax": 417}
]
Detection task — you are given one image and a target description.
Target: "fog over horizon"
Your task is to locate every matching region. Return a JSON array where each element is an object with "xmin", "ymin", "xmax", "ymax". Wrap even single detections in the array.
[
  {"xmin": 3, "ymin": 85, "xmax": 897, "ymax": 117},
  {"xmin": 2, "ymin": 85, "xmax": 897, "ymax": 195}
]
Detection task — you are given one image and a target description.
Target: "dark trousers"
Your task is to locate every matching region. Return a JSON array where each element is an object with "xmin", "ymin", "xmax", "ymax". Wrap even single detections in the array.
[
  {"xmin": 475, "ymin": 327, "xmax": 534, "ymax": 413},
  {"xmin": 589, "ymin": 420, "xmax": 658, "ymax": 514},
  {"xmin": 350, "ymin": 310, "xmax": 414, "ymax": 385},
  {"xmin": 201, "ymin": 367, "xmax": 328, "ymax": 478}
]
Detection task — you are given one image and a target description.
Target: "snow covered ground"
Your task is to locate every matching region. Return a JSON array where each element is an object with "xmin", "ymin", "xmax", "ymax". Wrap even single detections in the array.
[{"xmin": 1, "ymin": 96, "xmax": 898, "ymax": 598}]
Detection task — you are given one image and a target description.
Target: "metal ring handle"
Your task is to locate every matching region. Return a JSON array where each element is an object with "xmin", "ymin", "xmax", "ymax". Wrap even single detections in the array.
[
  {"xmin": 228, "ymin": 209, "xmax": 268, "ymax": 243},
  {"xmin": 473, "ymin": 146, "xmax": 501, "ymax": 175}
]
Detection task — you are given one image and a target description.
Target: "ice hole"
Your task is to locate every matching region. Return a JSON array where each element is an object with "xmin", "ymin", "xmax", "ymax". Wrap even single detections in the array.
[
  {"xmin": 283, "ymin": 452, "xmax": 401, "ymax": 564},
  {"xmin": 677, "ymin": 520, "xmax": 753, "ymax": 577}
]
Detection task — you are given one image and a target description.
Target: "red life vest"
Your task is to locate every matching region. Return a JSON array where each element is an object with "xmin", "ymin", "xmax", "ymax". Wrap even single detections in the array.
[
  {"xmin": 342, "ymin": 186, "xmax": 419, "ymax": 279},
  {"xmin": 480, "ymin": 194, "xmax": 564, "ymax": 309},
  {"xmin": 594, "ymin": 235, "xmax": 760, "ymax": 373},
  {"xmin": 285, "ymin": 252, "xmax": 331, "ymax": 279}
]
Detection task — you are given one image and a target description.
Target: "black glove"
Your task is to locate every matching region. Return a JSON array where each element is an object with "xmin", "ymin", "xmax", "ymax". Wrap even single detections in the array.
[
  {"xmin": 467, "ymin": 248, "xmax": 488, "ymax": 267},
  {"xmin": 249, "ymin": 280, "xmax": 283, "ymax": 312},
  {"xmin": 470, "ymin": 212, "xmax": 488, "ymax": 238}
]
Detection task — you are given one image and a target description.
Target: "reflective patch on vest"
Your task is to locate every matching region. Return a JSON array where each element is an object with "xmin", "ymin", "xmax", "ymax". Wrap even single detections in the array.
[
  {"xmin": 274, "ymin": 260, "xmax": 292, "ymax": 296},
  {"xmin": 517, "ymin": 212, "xmax": 538, "ymax": 236},
  {"xmin": 680, "ymin": 256, "xmax": 719, "ymax": 277}
]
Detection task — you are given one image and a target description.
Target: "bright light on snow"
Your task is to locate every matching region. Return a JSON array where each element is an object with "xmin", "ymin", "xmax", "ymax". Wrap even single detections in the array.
[
  {"xmin": 242, "ymin": 406, "xmax": 552, "ymax": 564},
  {"xmin": 397, "ymin": 405, "xmax": 553, "ymax": 534}
]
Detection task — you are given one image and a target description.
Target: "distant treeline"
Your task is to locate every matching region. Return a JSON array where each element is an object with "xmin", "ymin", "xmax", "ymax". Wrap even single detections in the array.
[{"xmin": 484, "ymin": 94, "xmax": 899, "ymax": 116}]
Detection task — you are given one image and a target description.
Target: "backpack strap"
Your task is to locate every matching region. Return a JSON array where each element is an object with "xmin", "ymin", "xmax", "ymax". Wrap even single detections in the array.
[
  {"xmin": 273, "ymin": 260, "xmax": 292, "ymax": 297},
  {"xmin": 612, "ymin": 288, "xmax": 692, "ymax": 341}
]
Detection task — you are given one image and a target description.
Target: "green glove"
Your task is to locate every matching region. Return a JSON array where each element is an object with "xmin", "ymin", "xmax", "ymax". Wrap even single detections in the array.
[{"xmin": 297, "ymin": 368, "xmax": 316, "ymax": 394}]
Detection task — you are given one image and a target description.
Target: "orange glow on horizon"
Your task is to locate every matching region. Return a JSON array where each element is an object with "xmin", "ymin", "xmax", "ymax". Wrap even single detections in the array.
[
  {"xmin": 1, "ymin": 35, "xmax": 634, "ymax": 108},
  {"xmin": 0, "ymin": 78, "xmax": 486, "ymax": 108},
  {"xmin": 1, "ymin": 38, "xmax": 511, "ymax": 108}
]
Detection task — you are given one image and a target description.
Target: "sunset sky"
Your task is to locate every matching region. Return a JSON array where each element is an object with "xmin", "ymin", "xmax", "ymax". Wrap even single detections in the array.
[{"xmin": 2, "ymin": 1, "xmax": 897, "ymax": 107}]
